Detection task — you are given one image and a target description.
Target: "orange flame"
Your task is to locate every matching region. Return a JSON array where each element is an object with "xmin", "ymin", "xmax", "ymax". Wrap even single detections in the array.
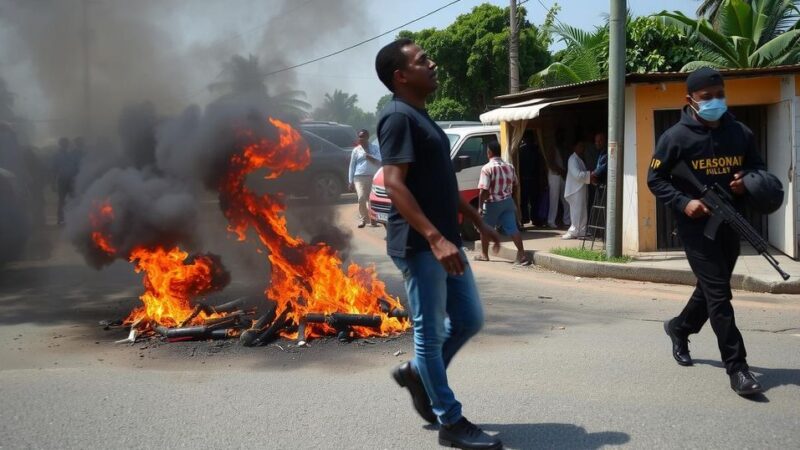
[
  {"xmin": 90, "ymin": 201, "xmax": 116, "ymax": 255},
  {"xmin": 89, "ymin": 202, "xmax": 226, "ymax": 328},
  {"xmin": 221, "ymin": 118, "xmax": 409, "ymax": 338},
  {"xmin": 125, "ymin": 246, "xmax": 225, "ymax": 327}
]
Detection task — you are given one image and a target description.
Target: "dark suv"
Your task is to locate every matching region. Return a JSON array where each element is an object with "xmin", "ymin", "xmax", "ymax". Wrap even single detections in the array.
[
  {"xmin": 299, "ymin": 121, "xmax": 357, "ymax": 151},
  {"xmin": 253, "ymin": 131, "xmax": 349, "ymax": 203}
]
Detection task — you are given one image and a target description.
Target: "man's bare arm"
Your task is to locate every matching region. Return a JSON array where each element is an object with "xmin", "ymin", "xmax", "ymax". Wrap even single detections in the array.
[
  {"xmin": 458, "ymin": 194, "xmax": 501, "ymax": 254},
  {"xmin": 383, "ymin": 164, "xmax": 465, "ymax": 275}
]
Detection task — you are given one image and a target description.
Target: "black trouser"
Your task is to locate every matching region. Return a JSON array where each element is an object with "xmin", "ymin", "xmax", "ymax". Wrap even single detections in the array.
[
  {"xmin": 519, "ymin": 177, "xmax": 535, "ymax": 223},
  {"xmin": 673, "ymin": 224, "xmax": 747, "ymax": 374}
]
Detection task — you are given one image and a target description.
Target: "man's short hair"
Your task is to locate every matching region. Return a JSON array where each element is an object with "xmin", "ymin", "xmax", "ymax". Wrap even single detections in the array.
[
  {"xmin": 375, "ymin": 38, "xmax": 413, "ymax": 93},
  {"xmin": 357, "ymin": 129, "xmax": 369, "ymax": 137},
  {"xmin": 487, "ymin": 140, "xmax": 501, "ymax": 156}
]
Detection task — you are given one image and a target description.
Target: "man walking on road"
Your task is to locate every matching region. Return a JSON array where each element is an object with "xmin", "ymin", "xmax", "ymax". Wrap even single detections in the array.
[
  {"xmin": 475, "ymin": 140, "xmax": 530, "ymax": 265},
  {"xmin": 348, "ymin": 129, "xmax": 381, "ymax": 228},
  {"xmin": 375, "ymin": 38, "xmax": 503, "ymax": 450},
  {"xmin": 647, "ymin": 67, "xmax": 766, "ymax": 396}
]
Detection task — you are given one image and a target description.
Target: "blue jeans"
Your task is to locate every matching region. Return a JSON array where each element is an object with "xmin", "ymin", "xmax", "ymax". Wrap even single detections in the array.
[{"xmin": 392, "ymin": 250, "xmax": 484, "ymax": 425}]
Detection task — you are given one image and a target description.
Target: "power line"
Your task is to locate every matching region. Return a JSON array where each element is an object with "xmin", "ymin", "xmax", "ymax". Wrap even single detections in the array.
[
  {"xmin": 182, "ymin": 0, "xmax": 462, "ymax": 104},
  {"xmin": 261, "ymin": 0, "xmax": 463, "ymax": 77}
]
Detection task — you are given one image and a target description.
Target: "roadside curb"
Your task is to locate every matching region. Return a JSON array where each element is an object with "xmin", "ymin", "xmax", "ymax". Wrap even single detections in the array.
[{"xmin": 464, "ymin": 241, "xmax": 800, "ymax": 294}]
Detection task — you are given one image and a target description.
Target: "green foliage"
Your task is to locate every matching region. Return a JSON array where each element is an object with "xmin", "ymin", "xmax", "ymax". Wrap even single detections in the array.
[
  {"xmin": 531, "ymin": 13, "xmax": 702, "ymax": 87},
  {"xmin": 551, "ymin": 247, "xmax": 632, "ymax": 263},
  {"xmin": 375, "ymin": 94, "xmax": 393, "ymax": 115},
  {"xmin": 313, "ymin": 89, "xmax": 376, "ymax": 132},
  {"xmin": 614, "ymin": 16, "xmax": 700, "ymax": 73},
  {"xmin": 658, "ymin": 0, "xmax": 800, "ymax": 70},
  {"xmin": 427, "ymin": 97, "xmax": 468, "ymax": 121},
  {"xmin": 399, "ymin": 3, "xmax": 552, "ymax": 118},
  {"xmin": 530, "ymin": 22, "xmax": 607, "ymax": 87}
]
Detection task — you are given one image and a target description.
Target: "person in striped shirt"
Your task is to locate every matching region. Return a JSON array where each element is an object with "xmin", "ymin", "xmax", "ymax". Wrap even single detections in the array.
[{"xmin": 475, "ymin": 141, "xmax": 530, "ymax": 265}]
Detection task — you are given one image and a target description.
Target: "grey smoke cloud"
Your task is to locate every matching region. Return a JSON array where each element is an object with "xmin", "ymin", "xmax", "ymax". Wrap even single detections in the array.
[
  {"xmin": 0, "ymin": 0, "xmax": 370, "ymax": 140},
  {"xmin": 2, "ymin": 0, "xmax": 363, "ymax": 273}
]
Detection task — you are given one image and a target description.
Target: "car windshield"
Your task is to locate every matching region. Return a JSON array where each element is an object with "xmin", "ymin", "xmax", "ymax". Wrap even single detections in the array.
[{"xmin": 446, "ymin": 134, "xmax": 459, "ymax": 149}]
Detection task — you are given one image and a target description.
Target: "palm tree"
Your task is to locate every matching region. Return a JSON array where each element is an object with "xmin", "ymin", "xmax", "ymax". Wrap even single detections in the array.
[
  {"xmin": 696, "ymin": 0, "xmax": 728, "ymax": 22},
  {"xmin": 315, "ymin": 90, "xmax": 358, "ymax": 124},
  {"xmin": 660, "ymin": 0, "xmax": 800, "ymax": 70},
  {"xmin": 528, "ymin": 23, "xmax": 608, "ymax": 87},
  {"xmin": 208, "ymin": 54, "xmax": 310, "ymax": 120}
]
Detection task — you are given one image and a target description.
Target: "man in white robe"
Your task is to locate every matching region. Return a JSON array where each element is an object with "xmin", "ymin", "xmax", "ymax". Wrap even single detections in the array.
[{"xmin": 563, "ymin": 141, "xmax": 592, "ymax": 239}]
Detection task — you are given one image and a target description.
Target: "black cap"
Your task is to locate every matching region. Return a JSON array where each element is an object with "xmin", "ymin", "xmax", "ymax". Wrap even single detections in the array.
[
  {"xmin": 686, "ymin": 67, "xmax": 724, "ymax": 94},
  {"xmin": 742, "ymin": 170, "xmax": 784, "ymax": 214}
]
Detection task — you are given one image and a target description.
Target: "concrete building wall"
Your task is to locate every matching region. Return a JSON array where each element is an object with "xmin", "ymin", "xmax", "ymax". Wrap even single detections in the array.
[{"xmin": 794, "ymin": 76, "xmax": 800, "ymax": 256}]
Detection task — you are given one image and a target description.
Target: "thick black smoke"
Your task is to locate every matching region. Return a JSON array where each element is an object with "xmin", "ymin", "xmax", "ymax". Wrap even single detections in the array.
[{"xmin": 1, "ymin": 0, "xmax": 363, "ymax": 271}]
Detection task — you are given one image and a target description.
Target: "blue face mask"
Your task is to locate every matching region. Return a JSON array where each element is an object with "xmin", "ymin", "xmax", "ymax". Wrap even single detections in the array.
[{"xmin": 690, "ymin": 97, "xmax": 727, "ymax": 121}]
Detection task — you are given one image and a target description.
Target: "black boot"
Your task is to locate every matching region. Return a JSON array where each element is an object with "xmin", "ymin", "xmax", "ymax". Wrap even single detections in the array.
[
  {"xmin": 730, "ymin": 370, "xmax": 763, "ymax": 396},
  {"xmin": 439, "ymin": 417, "xmax": 502, "ymax": 449},
  {"xmin": 391, "ymin": 362, "xmax": 437, "ymax": 424},
  {"xmin": 664, "ymin": 319, "xmax": 692, "ymax": 366}
]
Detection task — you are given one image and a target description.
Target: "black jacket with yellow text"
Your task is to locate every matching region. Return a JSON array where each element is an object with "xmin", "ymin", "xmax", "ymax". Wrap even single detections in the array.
[{"xmin": 647, "ymin": 106, "xmax": 766, "ymax": 231}]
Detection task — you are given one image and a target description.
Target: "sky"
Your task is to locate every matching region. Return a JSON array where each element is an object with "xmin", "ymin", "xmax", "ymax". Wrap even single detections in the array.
[{"xmin": 0, "ymin": 0, "xmax": 701, "ymax": 142}]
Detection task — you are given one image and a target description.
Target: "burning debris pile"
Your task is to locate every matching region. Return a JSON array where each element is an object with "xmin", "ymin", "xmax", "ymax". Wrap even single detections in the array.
[{"xmin": 84, "ymin": 114, "xmax": 409, "ymax": 347}]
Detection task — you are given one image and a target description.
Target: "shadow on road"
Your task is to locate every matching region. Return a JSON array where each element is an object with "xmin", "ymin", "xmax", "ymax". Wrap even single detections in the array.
[
  {"xmin": 482, "ymin": 422, "xmax": 630, "ymax": 450},
  {"xmin": 694, "ymin": 358, "xmax": 800, "ymax": 396},
  {"xmin": 0, "ymin": 261, "xmax": 141, "ymax": 326}
]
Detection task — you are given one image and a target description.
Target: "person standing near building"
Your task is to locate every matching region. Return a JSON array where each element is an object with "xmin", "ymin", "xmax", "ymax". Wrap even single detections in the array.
[
  {"xmin": 546, "ymin": 139, "xmax": 570, "ymax": 229},
  {"xmin": 475, "ymin": 140, "xmax": 530, "ymax": 265},
  {"xmin": 375, "ymin": 38, "xmax": 503, "ymax": 450},
  {"xmin": 648, "ymin": 67, "xmax": 766, "ymax": 396},
  {"xmin": 53, "ymin": 137, "xmax": 80, "ymax": 225},
  {"xmin": 348, "ymin": 129, "xmax": 381, "ymax": 228},
  {"xmin": 591, "ymin": 132, "xmax": 608, "ymax": 185},
  {"xmin": 562, "ymin": 141, "xmax": 592, "ymax": 239}
]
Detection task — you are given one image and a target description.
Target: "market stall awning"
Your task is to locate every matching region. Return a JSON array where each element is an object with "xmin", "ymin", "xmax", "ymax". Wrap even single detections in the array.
[{"xmin": 479, "ymin": 94, "xmax": 607, "ymax": 124}]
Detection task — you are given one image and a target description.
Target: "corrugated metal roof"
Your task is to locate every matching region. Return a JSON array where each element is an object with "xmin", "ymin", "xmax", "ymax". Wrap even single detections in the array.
[{"xmin": 496, "ymin": 64, "xmax": 800, "ymax": 104}]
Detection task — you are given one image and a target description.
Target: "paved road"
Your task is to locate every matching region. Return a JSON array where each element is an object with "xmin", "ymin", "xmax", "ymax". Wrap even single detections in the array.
[{"xmin": 1, "ymin": 202, "xmax": 799, "ymax": 449}]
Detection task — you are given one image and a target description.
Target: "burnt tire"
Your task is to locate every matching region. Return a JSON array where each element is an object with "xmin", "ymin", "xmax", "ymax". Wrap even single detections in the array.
[{"xmin": 309, "ymin": 172, "xmax": 343, "ymax": 203}]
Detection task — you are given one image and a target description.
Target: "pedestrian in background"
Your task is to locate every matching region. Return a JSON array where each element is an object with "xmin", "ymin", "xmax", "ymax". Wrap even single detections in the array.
[
  {"xmin": 376, "ymin": 38, "xmax": 503, "ymax": 450},
  {"xmin": 563, "ymin": 140, "xmax": 592, "ymax": 239},
  {"xmin": 348, "ymin": 129, "xmax": 381, "ymax": 228},
  {"xmin": 52, "ymin": 137, "xmax": 81, "ymax": 225},
  {"xmin": 546, "ymin": 138, "xmax": 570, "ymax": 229},
  {"xmin": 475, "ymin": 140, "xmax": 530, "ymax": 265}
]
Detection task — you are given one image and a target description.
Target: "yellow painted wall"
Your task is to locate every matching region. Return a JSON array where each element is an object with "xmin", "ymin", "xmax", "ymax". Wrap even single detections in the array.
[{"xmin": 634, "ymin": 76, "xmax": 783, "ymax": 251}]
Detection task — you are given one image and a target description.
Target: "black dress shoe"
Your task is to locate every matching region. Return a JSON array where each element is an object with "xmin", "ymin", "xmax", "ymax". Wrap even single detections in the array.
[
  {"xmin": 664, "ymin": 319, "xmax": 692, "ymax": 366},
  {"xmin": 730, "ymin": 370, "xmax": 763, "ymax": 396},
  {"xmin": 391, "ymin": 362, "xmax": 437, "ymax": 424},
  {"xmin": 439, "ymin": 417, "xmax": 502, "ymax": 449}
]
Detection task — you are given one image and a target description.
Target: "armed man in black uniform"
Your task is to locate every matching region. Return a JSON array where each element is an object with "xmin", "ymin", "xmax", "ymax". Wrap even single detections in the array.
[{"xmin": 647, "ymin": 67, "xmax": 766, "ymax": 396}]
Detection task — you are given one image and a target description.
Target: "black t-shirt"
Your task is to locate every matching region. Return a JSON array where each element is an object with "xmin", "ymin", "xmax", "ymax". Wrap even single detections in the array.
[{"xmin": 377, "ymin": 97, "xmax": 462, "ymax": 257}]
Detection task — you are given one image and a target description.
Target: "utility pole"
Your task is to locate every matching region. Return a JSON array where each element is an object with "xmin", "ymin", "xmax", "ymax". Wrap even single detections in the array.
[
  {"xmin": 508, "ymin": 0, "xmax": 520, "ymax": 94},
  {"xmin": 82, "ymin": 0, "xmax": 92, "ymax": 138},
  {"xmin": 606, "ymin": 0, "xmax": 626, "ymax": 257}
]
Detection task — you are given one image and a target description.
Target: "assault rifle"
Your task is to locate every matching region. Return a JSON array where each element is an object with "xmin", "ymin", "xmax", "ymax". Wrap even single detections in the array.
[{"xmin": 670, "ymin": 160, "xmax": 790, "ymax": 280}]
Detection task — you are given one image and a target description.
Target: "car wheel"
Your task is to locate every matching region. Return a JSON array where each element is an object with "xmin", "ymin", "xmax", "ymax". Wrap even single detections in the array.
[
  {"xmin": 310, "ymin": 173, "xmax": 343, "ymax": 203},
  {"xmin": 460, "ymin": 211, "xmax": 481, "ymax": 242}
]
